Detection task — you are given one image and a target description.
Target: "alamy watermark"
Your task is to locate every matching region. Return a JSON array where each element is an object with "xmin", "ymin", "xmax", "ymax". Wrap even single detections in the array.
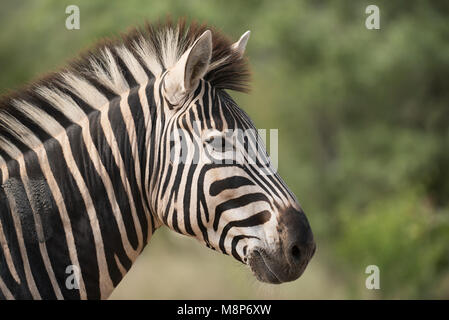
[
  {"xmin": 168, "ymin": 122, "xmax": 279, "ymax": 176},
  {"xmin": 65, "ymin": 5, "xmax": 80, "ymax": 30},
  {"xmin": 365, "ymin": 265, "xmax": 380, "ymax": 290},
  {"xmin": 65, "ymin": 265, "xmax": 80, "ymax": 290},
  {"xmin": 365, "ymin": 5, "xmax": 380, "ymax": 30}
]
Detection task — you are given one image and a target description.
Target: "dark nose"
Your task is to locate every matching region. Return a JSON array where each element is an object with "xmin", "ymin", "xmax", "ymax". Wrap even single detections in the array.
[{"xmin": 280, "ymin": 207, "xmax": 316, "ymax": 272}]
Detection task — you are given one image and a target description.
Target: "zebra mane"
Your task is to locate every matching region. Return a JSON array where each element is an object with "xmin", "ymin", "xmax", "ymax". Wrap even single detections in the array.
[{"xmin": 0, "ymin": 18, "xmax": 250, "ymax": 112}]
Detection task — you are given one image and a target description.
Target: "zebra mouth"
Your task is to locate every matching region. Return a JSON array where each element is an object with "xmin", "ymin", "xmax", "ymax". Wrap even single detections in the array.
[{"xmin": 247, "ymin": 249, "xmax": 282, "ymax": 284}]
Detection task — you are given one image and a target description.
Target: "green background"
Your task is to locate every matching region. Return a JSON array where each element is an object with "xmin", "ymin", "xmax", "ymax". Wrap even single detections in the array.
[{"xmin": 1, "ymin": 0, "xmax": 448, "ymax": 299}]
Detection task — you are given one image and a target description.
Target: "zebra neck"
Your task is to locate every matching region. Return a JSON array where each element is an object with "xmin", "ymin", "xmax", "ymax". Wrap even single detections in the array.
[
  {"xmin": 0, "ymin": 79, "xmax": 159, "ymax": 299},
  {"xmin": 66, "ymin": 81, "xmax": 159, "ymax": 299}
]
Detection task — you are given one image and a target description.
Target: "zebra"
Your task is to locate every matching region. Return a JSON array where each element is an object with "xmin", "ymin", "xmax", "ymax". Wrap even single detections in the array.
[{"xmin": 0, "ymin": 19, "xmax": 315, "ymax": 300}]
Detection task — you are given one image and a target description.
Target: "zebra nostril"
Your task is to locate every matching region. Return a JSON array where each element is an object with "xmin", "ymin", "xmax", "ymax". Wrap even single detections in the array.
[{"xmin": 291, "ymin": 245, "xmax": 301, "ymax": 260}]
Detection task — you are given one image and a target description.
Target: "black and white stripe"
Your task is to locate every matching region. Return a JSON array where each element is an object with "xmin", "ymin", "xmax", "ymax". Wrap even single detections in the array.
[{"xmin": 0, "ymin": 20, "xmax": 304, "ymax": 299}]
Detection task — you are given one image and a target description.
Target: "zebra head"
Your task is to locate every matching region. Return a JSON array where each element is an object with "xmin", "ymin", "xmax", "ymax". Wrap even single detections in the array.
[{"xmin": 151, "ymin": 29, "xmax": 315, "ymax": 284}]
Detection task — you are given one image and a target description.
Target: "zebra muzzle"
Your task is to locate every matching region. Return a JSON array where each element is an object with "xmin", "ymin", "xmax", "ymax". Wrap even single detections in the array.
[{"xmin": 247, "ymin": 206, "xmax": 315, "ymax": 284}]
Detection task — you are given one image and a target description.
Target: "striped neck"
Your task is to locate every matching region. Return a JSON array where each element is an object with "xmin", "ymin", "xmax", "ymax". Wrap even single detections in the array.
[{"xmin": 0, "ymin": 70, "xmax": 160, "ymax": 299}]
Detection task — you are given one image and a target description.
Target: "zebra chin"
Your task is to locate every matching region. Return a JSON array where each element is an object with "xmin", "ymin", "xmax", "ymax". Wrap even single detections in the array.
[{"xmin": 247, "ymin": 245, "xmax": 315, "ymax": 284}]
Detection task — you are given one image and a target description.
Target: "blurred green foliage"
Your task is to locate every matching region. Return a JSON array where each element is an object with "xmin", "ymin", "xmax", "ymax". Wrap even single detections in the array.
[{"xmin": 1, "ymin": 0, "xmax": 448, "ymax": 299}]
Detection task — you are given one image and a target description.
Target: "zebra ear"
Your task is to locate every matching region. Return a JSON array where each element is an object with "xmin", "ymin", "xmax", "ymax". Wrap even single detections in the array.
[
  {"xmin": 164, "ymin": 30, "xmax": 212, "ymax": 105},
  {"xmin": 231, "ymin": 31, "xmax": 250, "ymax": 57}
]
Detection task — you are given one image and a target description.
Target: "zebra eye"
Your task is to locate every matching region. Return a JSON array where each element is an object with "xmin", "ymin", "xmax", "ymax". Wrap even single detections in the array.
[
  {"xmin": 204, "ymin": 135, "xmax": 235, "ymax": 152},
  {"xmin": 205, "ymin": 136, "xmax": 223, "ymax": 150},
  {"xmin": 204, "ymin": 136, "xmax": 216, "ymax": 145}
]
